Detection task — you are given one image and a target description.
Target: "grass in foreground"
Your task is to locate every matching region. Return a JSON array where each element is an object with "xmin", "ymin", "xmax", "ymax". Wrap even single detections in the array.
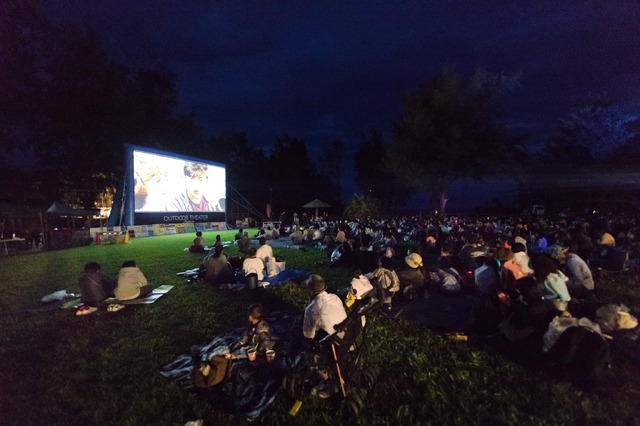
[{"xmin": 0, "ymin": 230, "xmax": 639, "ymax": 425}]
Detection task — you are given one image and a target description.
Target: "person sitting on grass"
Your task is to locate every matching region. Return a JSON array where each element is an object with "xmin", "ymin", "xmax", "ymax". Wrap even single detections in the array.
[
  {"xmin": 189, "ymin": 231, "xmax": 205, "ymax": 253},
  {"xmin": 368, "ymin": 255, "xmax": 400, "ymax": 312},
  {"xmin": 499, "ymin": 277, "xmax": 558, "ymax": 345},
  {"xmin": 115, "ymin": 260, "xmax": 154, "ymax": 301},
  {"xmin": 547, "ymin": 243, "xmax": 594, "ymax": 297},
  {"xmin": 230, "ymin": 303, "xmax": 276, "ymax": 355},
  {"xmin": 398, "ymin": 252, "xmax": 427, "ymax": 300},
  {"xmin": 256, "ymin": 237, "xmax": 274, "ymax": 268},
  {"xmin": 500, "ymin": 242, "xmax": 533, "ymax": 293},
  {"xmin": 237, "ymin": 231, "xmax": 252, "ymax": 254},
  {"xmin": 529, "ymin": 254, "xmax": 571, "ymax": 313},
  {"xmin": 303, "ymin": 274, "xmax": 347, "ymax": 341},
  {"xmin": 242, "ymin": 246, "xmax": 265, "ymax": 281},
  {"xmin": 77, "ymin": 262, "xmax": 116, "ymax": 315},
  {"xmin": 345, "ymin": 268, "xmax": 374, "ymax": 308},
  {"xmin": 290, "ymin": 226, "xmax": 303, "ymax": 245},
  {"xmin": 202, "ymin": 245, "xmax": 233, "ymax": 285}
]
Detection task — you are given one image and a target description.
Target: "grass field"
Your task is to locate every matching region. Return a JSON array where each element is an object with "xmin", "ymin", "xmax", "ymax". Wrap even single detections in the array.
[{"xmin": 1, "ymin": 230, "xmax": 639, "ymax": 425}]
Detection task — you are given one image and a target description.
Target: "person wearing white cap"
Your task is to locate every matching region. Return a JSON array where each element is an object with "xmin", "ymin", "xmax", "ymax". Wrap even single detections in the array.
[
  {"xmin": 398, "ymin": 252, "xmax": 427, "ymax": 300},
  {"xmin": 303, "ymin": 274, "xmax": 347, "ymax": 340}
]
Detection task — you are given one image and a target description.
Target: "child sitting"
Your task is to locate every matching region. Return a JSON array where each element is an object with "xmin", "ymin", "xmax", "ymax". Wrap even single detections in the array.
[{"xmin": 231, "ymin": 304, "xmax": 276, "ymax": 355}]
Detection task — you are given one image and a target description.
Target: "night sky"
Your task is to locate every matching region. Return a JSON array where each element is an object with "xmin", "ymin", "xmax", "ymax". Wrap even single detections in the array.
[{"xmin": 43, "ymin": 1, "xmax": 640, "ymax": 209}]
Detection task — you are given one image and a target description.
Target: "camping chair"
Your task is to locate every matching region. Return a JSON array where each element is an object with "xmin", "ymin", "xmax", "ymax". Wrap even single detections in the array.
[
  {"xmin": 282, "ymin": 293, "xmax": 381, "ymax": 417},
  {"xmin": 595, "ymin": 246, "xmax": 630, "ymax": 276}
]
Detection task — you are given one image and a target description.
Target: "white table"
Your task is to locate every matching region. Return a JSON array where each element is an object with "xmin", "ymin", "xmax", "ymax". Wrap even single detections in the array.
[{"xmin": 1, "ymin": 238, "xmax": 26, "ymax": 255}]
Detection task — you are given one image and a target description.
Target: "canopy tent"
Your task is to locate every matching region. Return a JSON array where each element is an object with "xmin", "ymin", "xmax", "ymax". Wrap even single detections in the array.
[
  {"xmin": 46, "ymin": 201, "xmax": 98, "ymax": 218},
  {"xmin": 45, "ymin": 202, "xmax": 98, "ymax": 250},
  {"xmin": 0, "ymin": 203, "xmax": 45, "ymax": 252},
  {"xmin": 302, "ymin": 198, "xmax": 332, "ymax": 219}
]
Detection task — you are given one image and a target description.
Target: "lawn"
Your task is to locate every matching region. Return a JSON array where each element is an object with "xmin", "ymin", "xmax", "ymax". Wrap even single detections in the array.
[{"xmin": 0, "ymin": 230, "xmax": 639, "ymax": 425}]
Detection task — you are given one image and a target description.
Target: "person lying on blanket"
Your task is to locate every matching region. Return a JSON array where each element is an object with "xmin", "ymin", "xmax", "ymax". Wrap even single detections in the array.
[
  {"xmin": 230, "ymin": 304, "xmax": 276, "ymax": 356},
  {"xmin": 115, "ymin": 260, "xmax": 154, "ymax": 301}
]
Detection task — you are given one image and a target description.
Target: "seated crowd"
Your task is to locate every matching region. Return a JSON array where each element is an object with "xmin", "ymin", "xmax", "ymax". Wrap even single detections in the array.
[
  {"xmin": 152, "ymin": 211, "xmax": 640, "ymax": 395},
  {"xmin": 220, "ymin": 211, "xmax": 639, "ymax": 390}
]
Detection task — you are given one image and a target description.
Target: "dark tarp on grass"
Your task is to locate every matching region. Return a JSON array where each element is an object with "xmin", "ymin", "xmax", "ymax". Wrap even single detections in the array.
[{"xmin": 160, "ymin": 310, "xmax": 302, "ymax": 421}]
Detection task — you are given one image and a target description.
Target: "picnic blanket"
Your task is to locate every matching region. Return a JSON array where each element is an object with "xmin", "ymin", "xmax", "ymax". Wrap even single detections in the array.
[
  {"xmin": 116, "ymin": 284, "xmax": 174, "ymax": 305},
  {"xmin": 68, "ymin": 285, "xmax": 175, "ymax": 307},
  {"xmin": 261, "ymin": 268, "xmax": 309, "ymax": 288},
  {"xmin": 19, "ymin": 291, "xmax": 79, "ymax": 314},
  {"xmin": 160, "ymin": 310, "xmax": 303, "ymax": 421}
]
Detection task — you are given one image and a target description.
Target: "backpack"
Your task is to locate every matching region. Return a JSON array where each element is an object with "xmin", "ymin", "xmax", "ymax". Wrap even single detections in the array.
[
  {"xmin": 439, "ymin": 267, "xmax": 462, "ymax": 294},
  {"xmin": 377, "ymin": 268, "xmax": 400, "ymax": 293}
]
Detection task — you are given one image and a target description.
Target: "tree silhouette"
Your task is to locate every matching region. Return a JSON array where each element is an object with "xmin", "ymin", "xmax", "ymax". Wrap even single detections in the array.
[
  {"xmin": 354, "ymin": 129, "xmax": 412, "ymax": 213},
  {"xmin": 385, "ymin": 66, "xmax": 523, "ymax": 214},
  {"xmin": 0, "ymin": 0, "xmax": 202, "ymax": 207}
]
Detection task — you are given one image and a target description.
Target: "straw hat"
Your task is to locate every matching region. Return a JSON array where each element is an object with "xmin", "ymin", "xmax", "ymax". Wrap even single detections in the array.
[{"xmin": 405, "ymin": 253, "xmax": 423, "ymax": 268}]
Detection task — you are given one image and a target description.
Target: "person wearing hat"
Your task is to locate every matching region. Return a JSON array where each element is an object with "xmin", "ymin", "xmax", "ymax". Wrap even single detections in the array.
[
  {"xmin": 457, "ymin": 233, "xmax": 487, "ymax": 273},
  {"xmin": 398, "ymin": 252, "xmax": 427, "ymax": 300},
  {"xmin": 547, "ymin": 243, "xmax": 594, "ymax": 296},
  {"xmin": 303, "ymin": 274, "xmax": 347, "ymax": 340}
]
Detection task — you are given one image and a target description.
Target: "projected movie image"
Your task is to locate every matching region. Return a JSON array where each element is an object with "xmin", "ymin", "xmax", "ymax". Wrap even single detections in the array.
[{"xmin": 133, "ymin": 149, "xmax": 226, "ymax": 213}]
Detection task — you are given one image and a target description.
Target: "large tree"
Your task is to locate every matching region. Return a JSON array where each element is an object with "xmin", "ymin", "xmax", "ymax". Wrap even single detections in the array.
[
  {"xmin": 317, "ymin": 138, "xmax": 345, "ymax": 201},
  {"xmin": 205, "ymin": 131, "xmax": 269, "ymax": 218},
  {"xmin": 0, "ymin": 0, "xmax": 203, "ymax": 207},
  {"xmin": 542, "ymin": 94, "xmax": 637, "ymax": 166},
  {"xmin": 385, "ymin": 67, "xmax": 524, "ymax": 214},
  {"xmin": 354, "ymin": 129, "xmax": 412, "ymax": 214},
  {"xmin": 267, "ymin": 135, "xmax": 339, "ymax": 218},
  {"xmin": 533, "ymin": 94, "xmax": 640, "ymax": 209}
]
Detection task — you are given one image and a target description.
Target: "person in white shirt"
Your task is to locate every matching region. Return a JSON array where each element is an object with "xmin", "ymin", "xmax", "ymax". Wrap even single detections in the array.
[
  {"xmin": 349, "ymin": 269, "xmax": 373, "ymax": 301},
  {"xmin": 255, "ymin": 237, "xmax": 274, "ymax": 267},
  {"xmin": 303, "ymin": 274, "xmax": 347, "ymax": 340},
  {"xmin": 242, "ymin": 246, "xmax": 265, "ymax": 281}
]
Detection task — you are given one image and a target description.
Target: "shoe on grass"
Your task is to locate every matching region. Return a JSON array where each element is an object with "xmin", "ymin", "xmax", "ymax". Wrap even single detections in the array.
[
  {"xmin": 76, "ymin": 305, "xmax": 98, "ymax": 316},
  {"xmin": 107, "ymin": 304, "xmax": 125, "ymax": 313}
]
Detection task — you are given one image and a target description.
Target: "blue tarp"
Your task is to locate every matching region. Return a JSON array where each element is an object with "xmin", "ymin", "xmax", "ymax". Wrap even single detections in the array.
[{"xmin": 160, "ymin": 311, "xmax": 303, "ymax": 421}]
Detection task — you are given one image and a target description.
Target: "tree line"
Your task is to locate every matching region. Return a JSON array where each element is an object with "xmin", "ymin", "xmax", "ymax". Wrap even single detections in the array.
[{"xmin": 1, "ymin": 1, "xmax": 638, "ymax": 217}]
